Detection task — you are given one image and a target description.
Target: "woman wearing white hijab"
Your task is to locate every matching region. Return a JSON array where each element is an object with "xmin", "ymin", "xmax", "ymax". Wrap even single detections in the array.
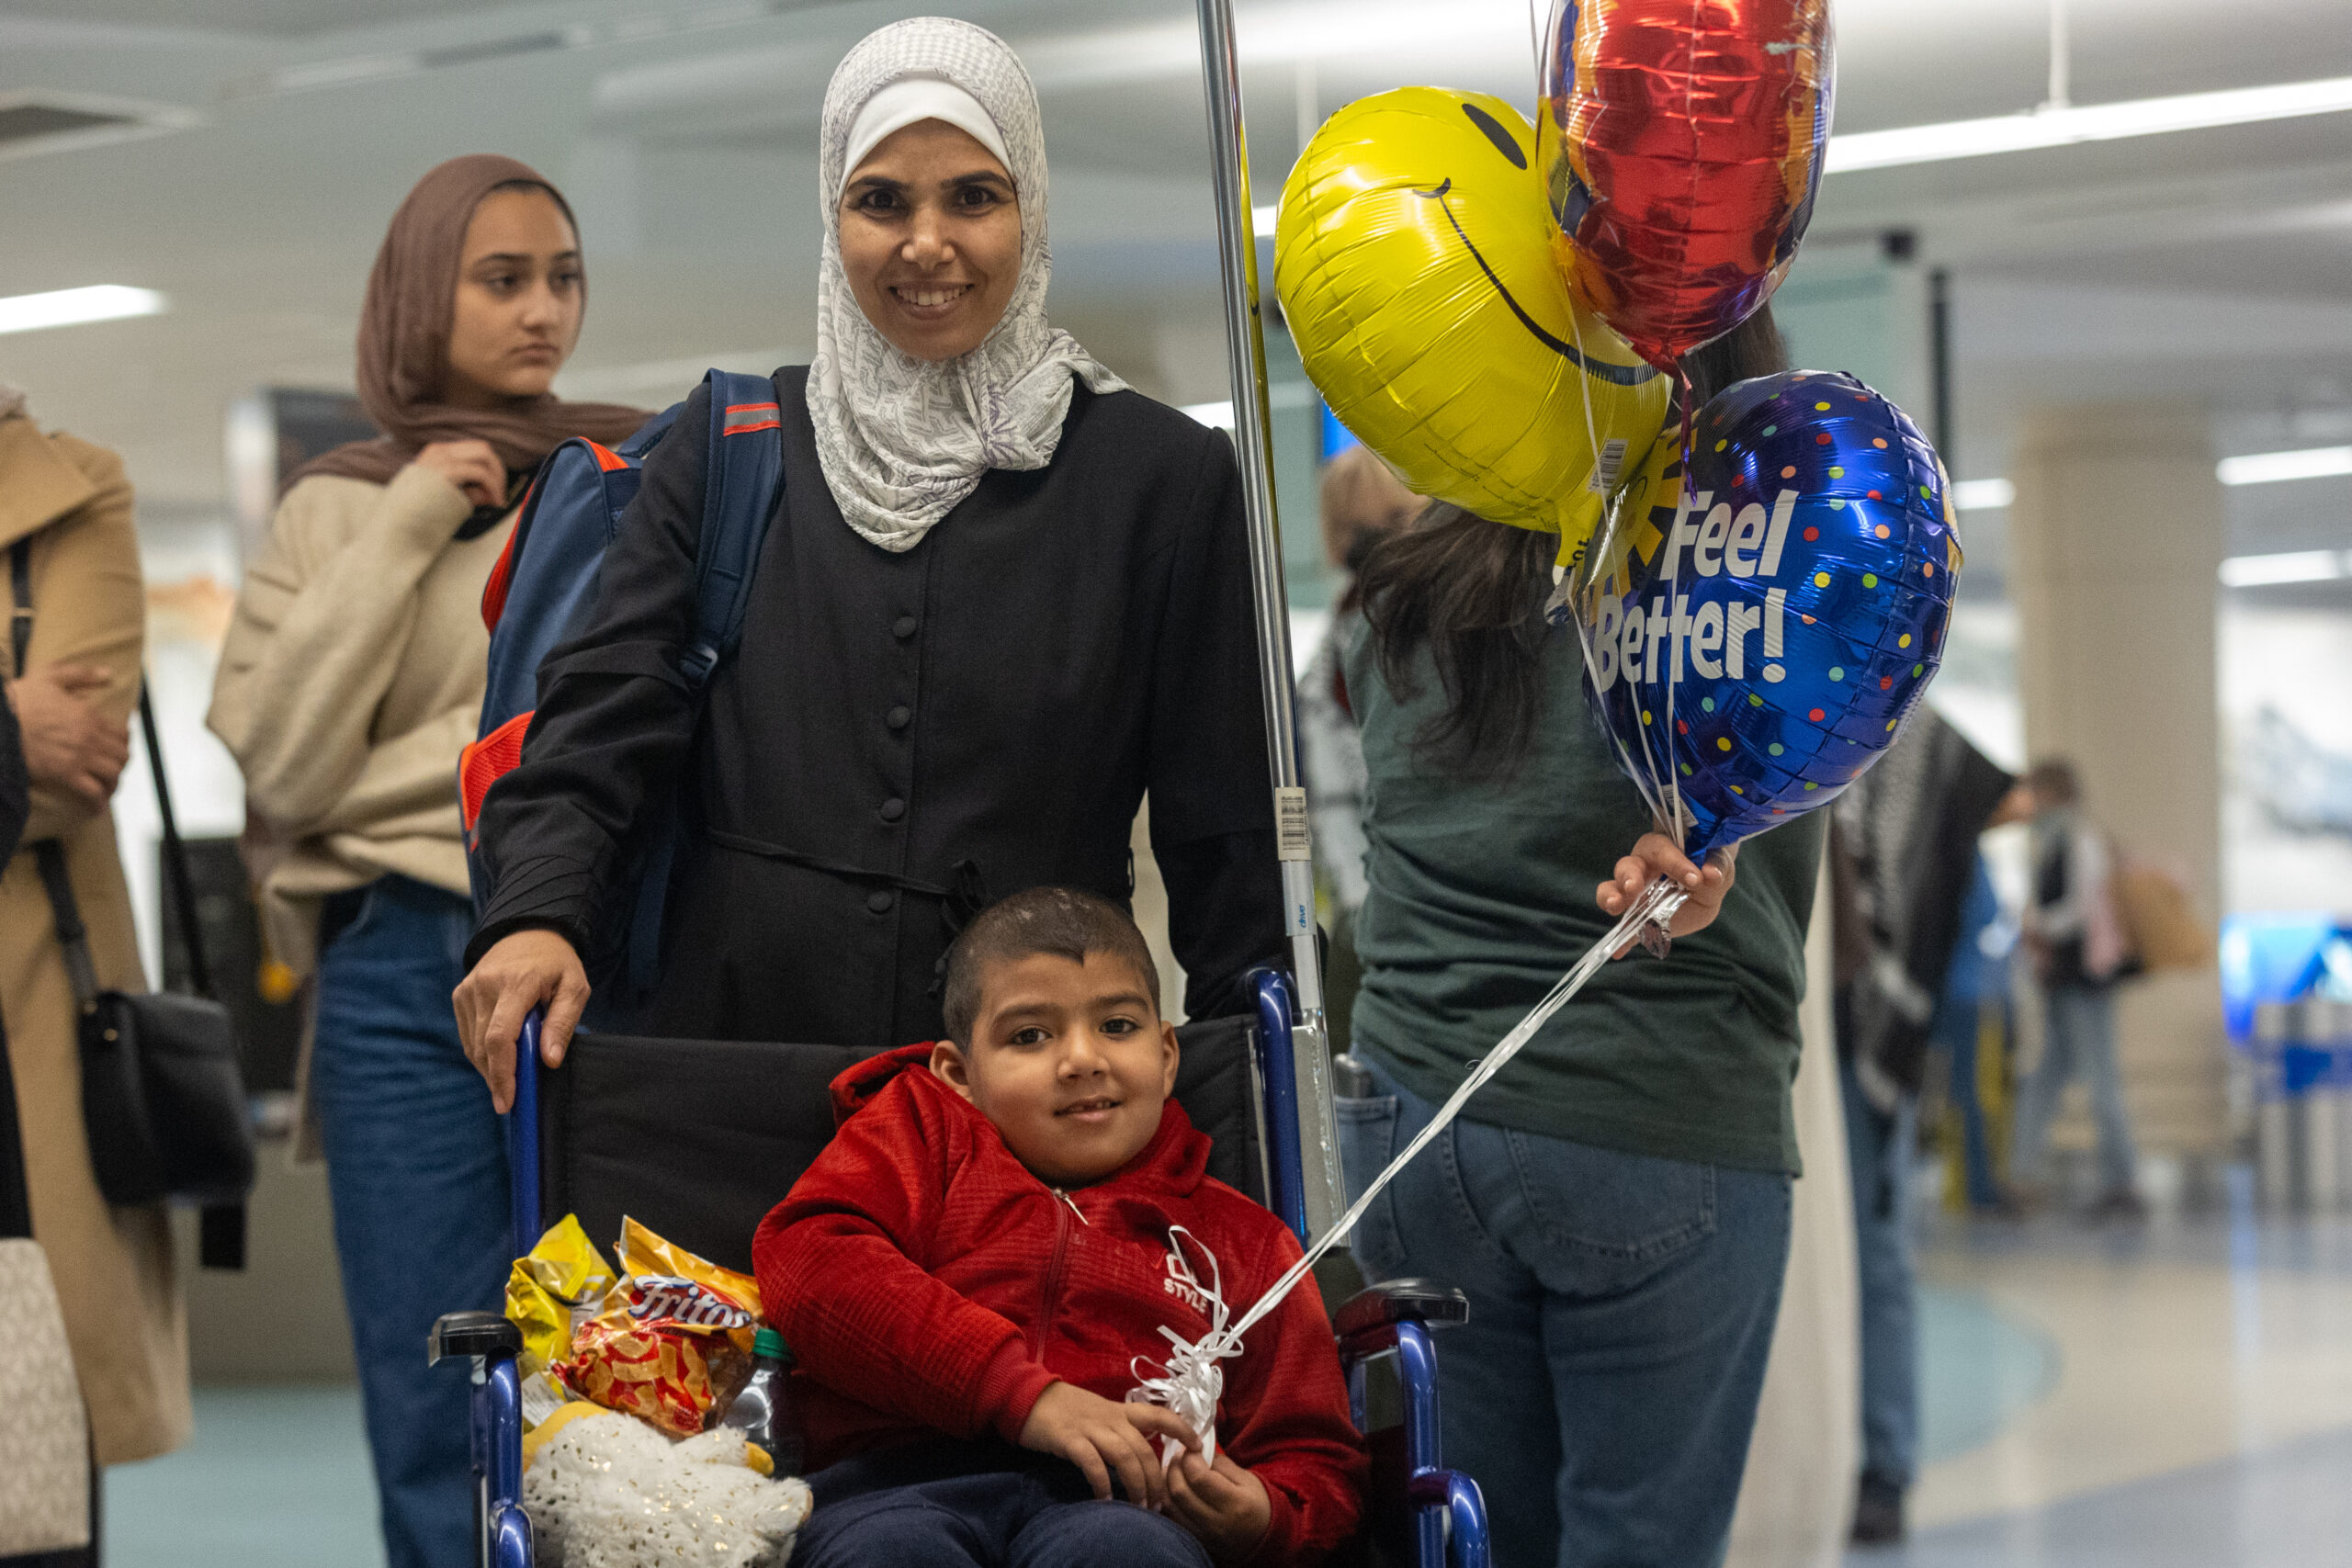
[{"xmin": 458, "ymin": 20, "xmax": 1282, "ymax": 1089}]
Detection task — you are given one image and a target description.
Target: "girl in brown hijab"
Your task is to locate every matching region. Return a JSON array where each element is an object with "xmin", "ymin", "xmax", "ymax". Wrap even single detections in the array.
[{"xmin": 207, "ymin": 154, "xmax": 645, "ymax": 1568}]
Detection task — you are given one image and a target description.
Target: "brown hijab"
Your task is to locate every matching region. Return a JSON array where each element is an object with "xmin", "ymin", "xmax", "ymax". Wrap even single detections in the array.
[{"xmin": 288, "ymin": 153, "xmax": 648, "ymax": 491}]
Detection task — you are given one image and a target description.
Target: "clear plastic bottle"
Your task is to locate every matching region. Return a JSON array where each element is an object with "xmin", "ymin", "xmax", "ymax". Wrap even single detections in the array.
[{"xmin": 718, "ymin": 1326, "xmax": 802, "ymax": 1474}]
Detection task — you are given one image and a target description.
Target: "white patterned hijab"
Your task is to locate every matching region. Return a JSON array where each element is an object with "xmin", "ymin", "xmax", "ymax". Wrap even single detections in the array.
[{"xmin": 811, "ymin": 17, "xmax": 1125, "ymax": 553}]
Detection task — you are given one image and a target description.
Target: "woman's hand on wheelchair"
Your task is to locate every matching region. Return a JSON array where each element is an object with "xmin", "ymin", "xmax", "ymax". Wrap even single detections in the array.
[
  {"xmin": 1016, "ymin": 1381, "xmax": 1197, "ymax": 1514},
  {"xmin": 452, "ymin": 928, "xmax": 592, "ymax": 1113},
  {"xmin": 1166, "ymin": 1450, "xmax": 1272, "ymax": 1563},
  {"xmin": 1597, "ymin": 832, "xmax": 1740, "ymax": 957}
]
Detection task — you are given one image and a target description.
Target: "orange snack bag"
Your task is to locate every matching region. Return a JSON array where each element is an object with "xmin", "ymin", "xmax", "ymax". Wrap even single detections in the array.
[{"xmin": 558, "ymin": 1218, "xmax": 763, "ymax": 1438}]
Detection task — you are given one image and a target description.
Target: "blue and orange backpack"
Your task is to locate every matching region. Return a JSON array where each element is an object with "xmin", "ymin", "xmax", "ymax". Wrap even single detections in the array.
[{"xmin": 459, "ymin": 368, "xmax": 785, "ymax": 1004}]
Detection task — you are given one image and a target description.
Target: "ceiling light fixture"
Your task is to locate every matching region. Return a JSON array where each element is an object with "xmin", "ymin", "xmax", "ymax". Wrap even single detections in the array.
[
  {"xmin": 2219, "ymin": 549, "xmax": 2350, "ymax": 588},
  {"xmin": 1826, "ymin": 73, "xmax": 2352, "ymax": 174},
  {"xmin": 1950, "ymin": 479, "xmax": 2015, "ymax": 511},
  {"xmin": 0, "ymin": 285, "xmax": 167, "ymax": 336},
  {"xmin": 2216, "ymin": 446, "xmax": 2352, "ymax": 487}
]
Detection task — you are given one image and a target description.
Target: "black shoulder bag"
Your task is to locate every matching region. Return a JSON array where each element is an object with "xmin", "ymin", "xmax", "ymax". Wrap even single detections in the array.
[{"xmin": 12, "ymin": 541, "xmax": 254, "ymax": 1269}]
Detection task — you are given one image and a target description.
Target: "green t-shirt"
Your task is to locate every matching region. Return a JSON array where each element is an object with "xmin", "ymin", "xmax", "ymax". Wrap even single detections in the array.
[{"xmin": 1341, "ymin": 617, "xmax": 1823, "ymax": 1175}]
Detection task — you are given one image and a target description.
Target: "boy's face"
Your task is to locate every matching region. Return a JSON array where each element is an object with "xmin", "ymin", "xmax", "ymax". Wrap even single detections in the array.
[{"xmin": 931, "ymin": 951, "xmax": 1179, "ymax": 1189}]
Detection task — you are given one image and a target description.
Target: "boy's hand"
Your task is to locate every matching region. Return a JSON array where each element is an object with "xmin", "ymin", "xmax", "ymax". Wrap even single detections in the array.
[
  {"xmin": 1166, "ymin": 1451, "xmax": 1272, "ymax": 1563},
  {"xmin": 1017, "ymin": 1382, "xmax": 1198, "ymax": 1512},
  {"xmin": 1595, "ymin": 832, "xmax": 1739, "ymax": 957}
]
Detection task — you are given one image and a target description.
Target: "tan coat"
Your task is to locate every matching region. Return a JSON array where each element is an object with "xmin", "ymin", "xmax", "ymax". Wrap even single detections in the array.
[
  {"xmin": 209, "ymin": 463, "xmax": 502, "ymax": 977},
  {"xmin": 0, "ymin": 407, "xmax": 189, "ymax": 1465}
]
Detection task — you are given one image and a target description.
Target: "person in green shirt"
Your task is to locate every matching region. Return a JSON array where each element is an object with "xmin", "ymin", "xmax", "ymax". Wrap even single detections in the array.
[{"xmin": 1335, "ymin": 309, "xmax": 1821, "ymax": 1568}]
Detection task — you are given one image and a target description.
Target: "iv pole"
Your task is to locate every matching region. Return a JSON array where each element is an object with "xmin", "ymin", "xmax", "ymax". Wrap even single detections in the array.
[{"xmin": 1193, "ymin": 0, "xmax": 1347, "ymax": 1239}]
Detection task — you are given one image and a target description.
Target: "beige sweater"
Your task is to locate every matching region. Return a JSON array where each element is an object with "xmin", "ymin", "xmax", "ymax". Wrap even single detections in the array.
[{"xmin": 209, "ymin": 462, "xmax": 511, "ymax": 975}]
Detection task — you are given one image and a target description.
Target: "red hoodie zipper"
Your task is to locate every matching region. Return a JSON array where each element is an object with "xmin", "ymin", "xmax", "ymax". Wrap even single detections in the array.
[{"xmin": 1032, "ymin": 1187, "xmax": 1086, "ymax": 1358}]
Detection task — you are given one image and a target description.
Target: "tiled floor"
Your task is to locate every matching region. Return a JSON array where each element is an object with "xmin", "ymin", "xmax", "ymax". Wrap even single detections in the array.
[
  {"xmin": 106, "ymin": 1384, "xmax": 384, "ymax": 1568},
  {"xmin": 1854, "ymin": 1173, "xmax": 2352, "ymax": 1566}
]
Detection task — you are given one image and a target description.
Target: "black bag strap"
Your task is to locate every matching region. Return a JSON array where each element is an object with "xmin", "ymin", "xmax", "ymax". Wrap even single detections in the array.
[
  {"xmin": 12, "ymin": 538, "xmax": 213, "ymax": 1002},
  {"xmin": 138, "ymin": 682, "xmax": 211, "ymax": 999},
  {"xmin": 12, "ymin": 543, "xmax": 101, "ymax": 1013},
  {"xmin": 12, "ymin": 540, "xmax": 245, "ymax": 1267}
]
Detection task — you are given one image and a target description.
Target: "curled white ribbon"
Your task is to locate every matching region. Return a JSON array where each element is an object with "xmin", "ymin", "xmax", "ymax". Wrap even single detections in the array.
[{"xmin": 1127, "ymin": 1227, "xmax": 1240, "ymax": 1467}]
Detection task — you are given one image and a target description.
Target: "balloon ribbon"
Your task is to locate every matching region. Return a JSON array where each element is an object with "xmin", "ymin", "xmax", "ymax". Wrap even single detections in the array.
[{"xmin": 1129, "ymin": 876, "xmax": 1689, "ymax": 1449}]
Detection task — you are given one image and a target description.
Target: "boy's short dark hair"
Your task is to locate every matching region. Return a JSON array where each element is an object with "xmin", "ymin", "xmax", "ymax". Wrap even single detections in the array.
[{"xmin": 941, "ymin": 886, "xmax": 1159, "ymax": 1046}]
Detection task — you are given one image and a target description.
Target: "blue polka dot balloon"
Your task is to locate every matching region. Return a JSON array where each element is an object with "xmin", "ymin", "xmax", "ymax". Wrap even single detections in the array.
[{"xmin": 1575, "ymin": 370, "xmax": 1960, "ymax": 855}]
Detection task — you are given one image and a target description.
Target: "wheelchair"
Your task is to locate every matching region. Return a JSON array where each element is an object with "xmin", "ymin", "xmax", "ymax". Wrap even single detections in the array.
[{"xmin": 430, "ymin": 971, "xmax": 1492, "ymax": 1566}]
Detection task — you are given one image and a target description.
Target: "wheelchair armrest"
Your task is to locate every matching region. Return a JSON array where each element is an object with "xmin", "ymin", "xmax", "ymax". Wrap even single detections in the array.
[
  {"xmin": 429, "ymin": 1310, "xmax": 522, "ymax": 1366},
  {"xmin": 1335, "ymin": 1279, "xmax": 1468, "ymax": 1358}
]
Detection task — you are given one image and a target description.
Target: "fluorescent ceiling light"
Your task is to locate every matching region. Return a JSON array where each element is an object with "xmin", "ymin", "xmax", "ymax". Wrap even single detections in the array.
[
  {"xmin": 0, "ymin": 285, "xmax": 166, "ymax": 336},
  {"xmin": 1252, "ymin": 205, "xmax": 1278, "ymax": 237},
  {"xmin": 2216, "ymin": 446, "xmax": 2352, "ymax": 487},
  {"xmin": 1951, "ymin": 479, "xmax": 2015, "ymax": 511},
  {"xmin": 2219, "ymin": 549, "xmax": 2350, "ymax": 588},
  {"xmin": 1827, "ymin": 73, "xmax": 2352, "ymax": 174},
  {"xmin": 1182, "ymin": 399, "xmax": 1236, "ymax": 429}
]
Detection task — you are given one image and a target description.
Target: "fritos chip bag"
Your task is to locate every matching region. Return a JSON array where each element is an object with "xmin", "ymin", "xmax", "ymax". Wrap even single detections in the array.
[
  {"xmin": 504, "ymin": 1213, "xmax": 618, "ymax": 1376},
  {"xmin": 559, "ymin": 1218, "xmax": 763, "ymax": 1439}
]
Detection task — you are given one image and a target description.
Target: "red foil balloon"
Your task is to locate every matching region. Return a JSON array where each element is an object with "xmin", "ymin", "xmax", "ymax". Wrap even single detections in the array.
[{"xmin": 1539, "ymin": 0, "xmax": 1835, "ymax": 371}]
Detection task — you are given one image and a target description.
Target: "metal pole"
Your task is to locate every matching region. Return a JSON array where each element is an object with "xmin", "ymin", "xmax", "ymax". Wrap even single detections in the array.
[
  {"xmin": 1928, "ymin": 266, "xmax": 1954, "ymax": 471},
  {"xmin": 1193, "ymin": 0, "xmax": 1347, "ymax": 1240}
]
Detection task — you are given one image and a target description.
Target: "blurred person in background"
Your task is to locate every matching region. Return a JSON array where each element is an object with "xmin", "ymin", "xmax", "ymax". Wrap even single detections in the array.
[
  {"xmin": 1935, "ymin": 851, "xmax": 2020, "ymax": 1216},
  {"xmin": 2009, "ymin": 758, "xmax": 2145, "ymax": 1222},
  {"xmin": 1296, "ymin": 443, "xmax": 1419, "ymax": 1053},
  {"xmin": 0, "ymin": 382, "xmax": 188, "ymax": 1479},
  {"xmin": 1827, "ymin": 712, "xmax": 2018, "ymax": 1546},
  {"xmin": 206, "ymin": 157, "xmax": 645, "ymax": 1568},
  {"xmin": 1334, "ymin": 309, "xmax": 1816, "ymax": 1568}
]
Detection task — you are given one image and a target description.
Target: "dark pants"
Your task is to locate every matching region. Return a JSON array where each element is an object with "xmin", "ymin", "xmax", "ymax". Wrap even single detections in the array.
[
  {"xmin": 1936, "ymin": 996, "xmax": 2007, "ymax": 1211},
  {"xmin": 313, "ymin": 876, "xmax": 511, "ymax": 1568},
  {"xmin": 1340, "ymin": 1054, "xmax": 1792, "ymax": 1568},
  {"xmin": 1839, "ymin": 1055, "xmax": 1919, "ymax": 1488},
  {"xmin": 795, "ymin": 1440, "xmax": 1212, "ymax": 1568}
]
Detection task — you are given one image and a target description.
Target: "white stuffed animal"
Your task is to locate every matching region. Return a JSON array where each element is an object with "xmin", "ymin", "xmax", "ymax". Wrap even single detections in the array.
[{"xmin": 523, "ymin": 1408, "xmax": 813, "ymax": 1568}]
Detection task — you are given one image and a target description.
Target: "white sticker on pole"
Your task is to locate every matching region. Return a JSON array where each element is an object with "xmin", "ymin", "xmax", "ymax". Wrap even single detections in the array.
[{"xmin": 1274, "ymin": 786, "xmax": 1311, "ymax": 862}]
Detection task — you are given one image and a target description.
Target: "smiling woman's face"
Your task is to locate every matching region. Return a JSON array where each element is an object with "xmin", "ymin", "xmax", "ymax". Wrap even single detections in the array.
[{"xmin": 839, "ymin": 118, "xmax": 1021, "ymax": 362}]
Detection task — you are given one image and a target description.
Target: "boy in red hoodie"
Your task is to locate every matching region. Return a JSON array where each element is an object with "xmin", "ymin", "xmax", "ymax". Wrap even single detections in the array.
[{"xmin": 754, "ymin": 886, "xmax": 1365, "ymax": 1567}]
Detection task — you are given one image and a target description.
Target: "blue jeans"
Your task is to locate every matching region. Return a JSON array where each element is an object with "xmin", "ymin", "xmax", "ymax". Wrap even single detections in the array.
[
  {"xmin": 796, "ymin": 1440, "xmax": 1211, "ymax": 1568},
  {"xmin": 1934, "ymin": 997, "xmax": 2006, "ymax": 1211},
  {"xmin": 1339, "ymin": 1055, "xmax": 1792, "ymax": 1568},
  {"xmin": 2011, "ymin": 984, "xmax": 2137, "ymax": 1193},
  {"xmin": 1838, "ymin": 1055, "xmax": 1917, "ymax": 1487},
  {"xmin": 312, "ymin": 875, "xmax": 511, "ymax": 1568}
]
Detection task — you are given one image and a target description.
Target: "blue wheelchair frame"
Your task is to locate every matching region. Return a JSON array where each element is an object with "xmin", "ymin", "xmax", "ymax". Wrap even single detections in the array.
[{"xmin": 431, "ymin": 975, "xmax": 1489, "ymax": 1567}]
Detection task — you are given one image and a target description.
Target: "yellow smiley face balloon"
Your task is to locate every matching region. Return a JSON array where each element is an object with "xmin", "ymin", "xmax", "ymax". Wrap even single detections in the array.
[{"xmin": 1276, "ymin": 87, "xmax": 1671, "ymax": 556}]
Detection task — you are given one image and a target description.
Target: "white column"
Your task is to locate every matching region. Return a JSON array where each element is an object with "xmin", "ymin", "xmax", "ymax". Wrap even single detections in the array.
[{"xmin": 2008, "ymin": 400, "xmax": 2227, "ymax": 1167}]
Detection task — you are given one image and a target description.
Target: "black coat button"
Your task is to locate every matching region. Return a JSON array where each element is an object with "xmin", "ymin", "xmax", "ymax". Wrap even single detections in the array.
[
  {"xmin": 886, "ymin": 705, "xmax": 911, "ymax": 730},
  {"xmin": 866, "ymin": 890, "xmax": 894, "ymax": 914},
  {"xmin": 879, "ymin": 797, "xmax": 907, "ymax": 822},
  {"xmin": 892, "ymin": 615, "xmax": 918, "ymax": 639}
]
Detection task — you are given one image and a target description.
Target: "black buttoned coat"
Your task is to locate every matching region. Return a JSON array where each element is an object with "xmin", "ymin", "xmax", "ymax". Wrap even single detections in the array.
[{"xmin": 470, "ymin": 367, "xmax": 1283, "ymax": 1047}]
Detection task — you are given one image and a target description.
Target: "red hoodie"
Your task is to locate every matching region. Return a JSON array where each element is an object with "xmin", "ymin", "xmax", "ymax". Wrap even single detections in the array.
[{"xmin": 753, "ymin": 1043, "xmax": 1366, "ymax": 1565}]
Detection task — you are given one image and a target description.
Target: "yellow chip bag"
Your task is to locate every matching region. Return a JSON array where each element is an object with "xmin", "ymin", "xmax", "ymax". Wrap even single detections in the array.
[
  {"xmin": 558, "ymin": 1218, "xmax": 763, "ymax": 1439},
  {"xmin": 503, "ymin": 1213, "xmax": 617, "ymax": 1373}
]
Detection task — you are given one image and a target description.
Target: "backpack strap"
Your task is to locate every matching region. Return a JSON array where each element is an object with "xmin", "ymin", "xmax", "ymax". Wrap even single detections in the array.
[
  {"xmin": 620, "ymin": 369, "xmax": 786, "ymax": 1001},
  {"xmin": 681, "ymin": 369, "xmax": 786, "ymax": 687}
]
